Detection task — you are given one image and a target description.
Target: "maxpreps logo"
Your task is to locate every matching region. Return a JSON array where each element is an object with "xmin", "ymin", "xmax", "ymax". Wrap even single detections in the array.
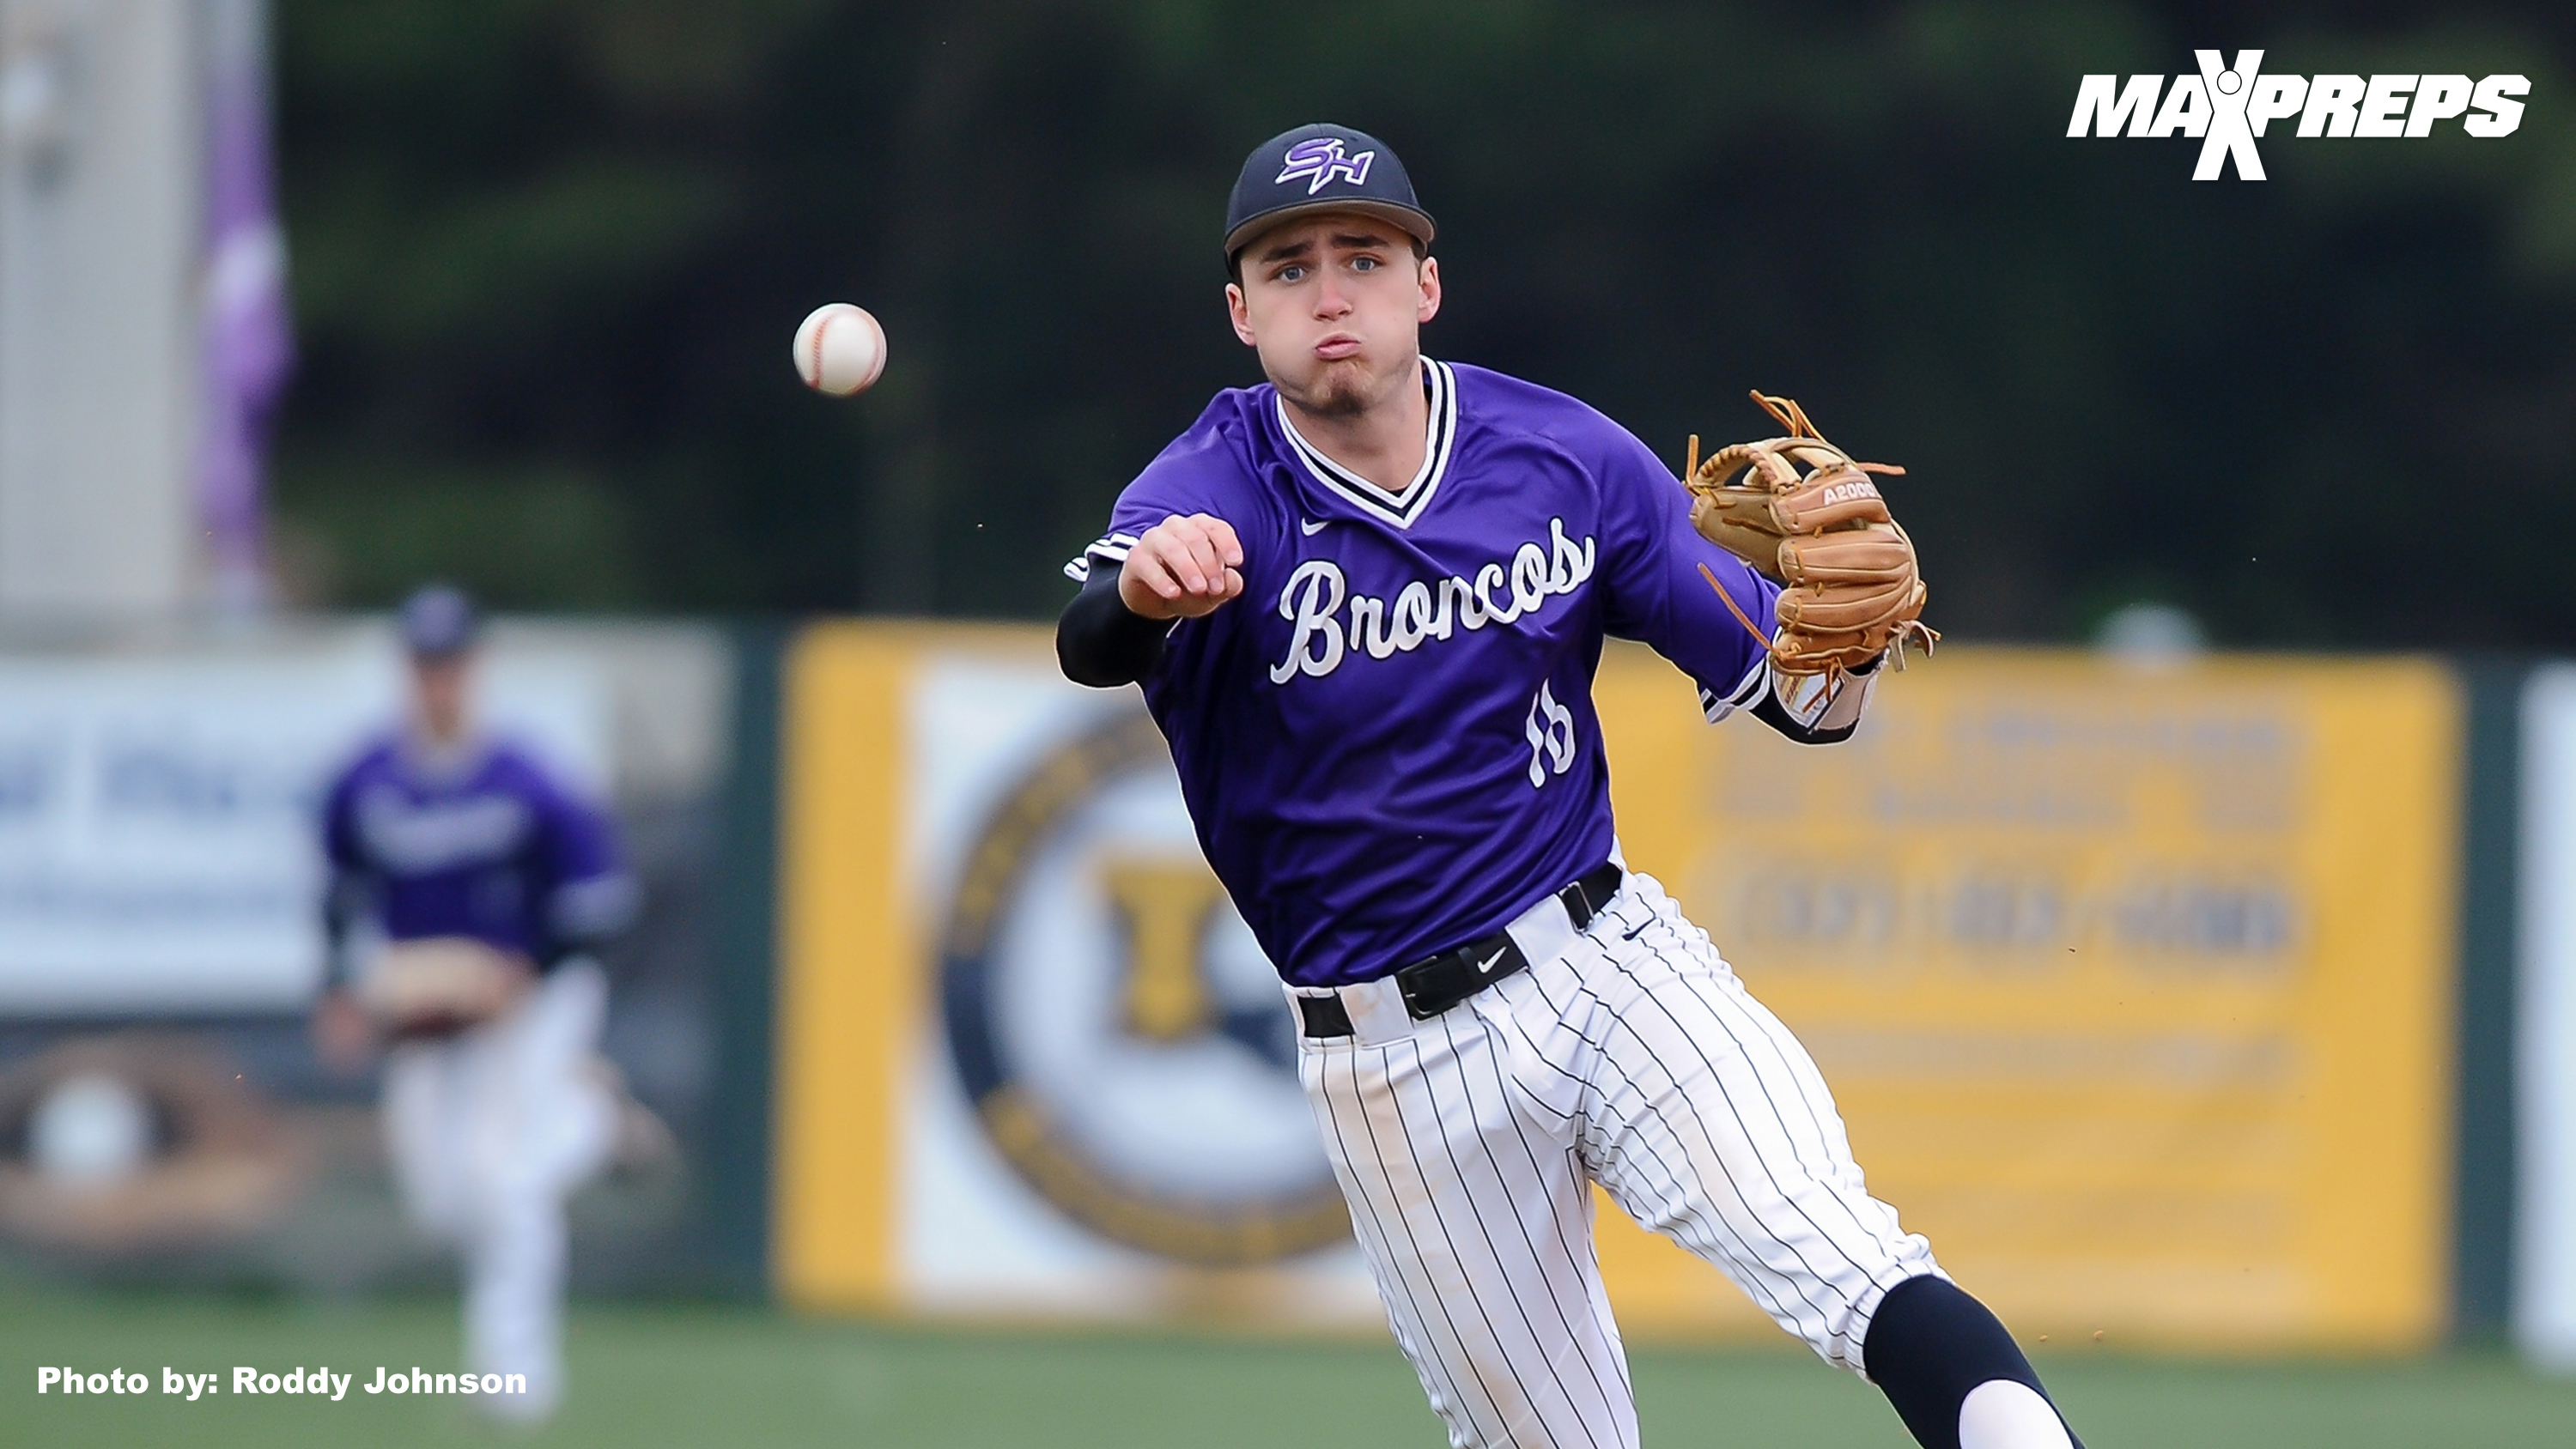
[{"xmin": 2069, "ymin": 50, "xmax": 2528, "ymax": 179}]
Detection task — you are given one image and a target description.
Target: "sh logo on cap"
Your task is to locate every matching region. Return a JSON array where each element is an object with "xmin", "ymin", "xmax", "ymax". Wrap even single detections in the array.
[
  {"xmin": 1224, "ymin": 123, "xmax": 1436, "ymax": 264},
  {"xmin": 1277, "ymin": 136, "xmax": 1375, "ymax": 193}
]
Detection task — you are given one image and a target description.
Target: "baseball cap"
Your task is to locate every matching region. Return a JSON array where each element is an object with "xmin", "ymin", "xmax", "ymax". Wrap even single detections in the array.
[
  {"xmin": 397, "ymin": 585, "xmax": 481, "ymax": 658},
  {"xmin": 1224, "ymin": 124, "xmax": 1436, "ymax": 265}
]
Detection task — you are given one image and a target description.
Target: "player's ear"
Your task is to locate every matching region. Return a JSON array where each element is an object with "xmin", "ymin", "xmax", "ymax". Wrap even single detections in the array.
[
  {"xmin": 1416, "ymin": 256, "xmax": 1441, "ymax": 324},
  {"xmin": 1224, "ymin": 282, "xmax": 1257, "ymax": 346}
]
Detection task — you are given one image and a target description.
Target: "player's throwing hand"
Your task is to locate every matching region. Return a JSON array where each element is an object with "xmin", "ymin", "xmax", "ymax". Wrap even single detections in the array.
[{"xmin": 1120, "ymin": 512, "xmax": 1244, "ymax": 619}]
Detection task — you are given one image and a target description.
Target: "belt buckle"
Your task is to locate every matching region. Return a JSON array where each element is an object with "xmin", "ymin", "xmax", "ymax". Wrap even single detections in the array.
[
  {"xmin": 1395, "ymin": 941, "xmax": 1479, "ymax": 1020},
  {"xmin": 1563, "ymin": 876, "xmax": 1594, "ymax": 928},
  {"xmin": 1394, "ymin": 958, "xmax": 1444, "ymax": 1020},
  {"xmin": 1564, "ymin": 863, "xmax": 1620, "ymax": 931}
]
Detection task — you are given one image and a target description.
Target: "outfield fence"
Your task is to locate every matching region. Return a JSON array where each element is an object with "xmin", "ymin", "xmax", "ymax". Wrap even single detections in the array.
[{"xmin": 0, "ymin": 620, "xmax": 2561, "ymax": 1367}]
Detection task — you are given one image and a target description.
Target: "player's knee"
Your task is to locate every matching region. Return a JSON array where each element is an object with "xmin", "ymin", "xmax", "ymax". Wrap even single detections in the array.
[{"xmin": 1861, "ymin": 1276, "xmax": 2081, "ymax": 1449}]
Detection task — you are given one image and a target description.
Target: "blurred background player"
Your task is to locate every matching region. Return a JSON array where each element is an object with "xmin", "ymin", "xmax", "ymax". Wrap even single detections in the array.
[{"xmin": 310, "ymin": 584, "xmax": 640, "ymax": 1422}]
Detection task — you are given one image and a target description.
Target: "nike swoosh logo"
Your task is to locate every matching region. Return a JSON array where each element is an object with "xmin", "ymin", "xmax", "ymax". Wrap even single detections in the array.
[
  {"xmin": 1473, "ymin": 949, "xmax": 1507, "ymax": 975},
  {"xmin": 1299, "ymin": 518, "xmax": 1328, "ymax": 536}
]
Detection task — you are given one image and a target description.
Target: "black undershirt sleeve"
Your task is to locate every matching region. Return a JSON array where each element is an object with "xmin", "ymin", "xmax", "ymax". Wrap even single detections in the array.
[
  {"xmin": 1056, "ymin": 565, "xmax": 1174, "ymax": 687},
  {"xmin": 1745, "ymin": 652, "xmax": 1883, "ymax": 746},
  {"xmin": 1750, "ymin": 688, "xmax": 1858, "ymax": 745}
]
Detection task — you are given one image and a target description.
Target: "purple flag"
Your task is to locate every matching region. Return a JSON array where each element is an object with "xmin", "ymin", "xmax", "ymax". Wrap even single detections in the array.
[{"xmin": 198, "ymin": 0, "xmax": 293, "ymax": 609}]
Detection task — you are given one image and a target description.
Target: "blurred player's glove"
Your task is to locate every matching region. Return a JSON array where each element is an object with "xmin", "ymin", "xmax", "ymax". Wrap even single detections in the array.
[
  {"xmin": 1684, "ymin": 391, "xmax": 1937, "ymax": 678},
  {"xmin": 357, "ymin": 937, "xmax": 533, "ymax": 1040}
]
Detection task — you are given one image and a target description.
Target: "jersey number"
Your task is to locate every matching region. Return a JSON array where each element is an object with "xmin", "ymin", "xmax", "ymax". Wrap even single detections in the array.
[{"xmin": 1525, "ymin": 682, "xmax": 1576, "ymax": 788}]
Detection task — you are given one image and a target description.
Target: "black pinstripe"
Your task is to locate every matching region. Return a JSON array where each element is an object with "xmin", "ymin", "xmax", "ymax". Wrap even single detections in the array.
[
  {"xmin": 1381, "ymin": 1040, "xmax": 1556, "ymax": 1441},
  {"xmin": 1595, "ymin": 890, "xmax": 1934, "ymax": 1360},
  {"xmin": 1511, "ymin": 962, "xmax": 1830, "ymax": 1338},
  {"xmin": 1384, "ymin": 1036, "xmax": 1576, "ymax": 1448},
  {"xmin": 1453, "ymin": 1009, "xmax": 1634, "ymax": 1398},
  {"xmin": 1615, "ymin": 906, "xmax": 1930, "ymax": 1324},
  {"xmin": 1612, "ymin": 967, "xmax": 1881, "ymax": 1281},
  {"xmin": 1630, "ymin": 906, "xmax": 1886, "ymax": 1220},
  {"xmin": 1313, "ymin": 1045, "xmax": 1489, "ymax": 1446},
  {"xmin": 1346, "ymin": 1044, "xmax": 1527, "ymax": 1446},
  {"xmin": 1686, "ymin": 972, "xmax": 1918, "ymax": 1273},
  {"xmin": 1293, "ymin": 874, "xmax": 1939, "ymax": 1445},
  {"xmin": 1430, "ymin": 1016, "xmax": 1630, "ymax": 1425},
  {"xmin": 1528, "ymin": 931, "xmax": 1860, "ymax": 1337}
]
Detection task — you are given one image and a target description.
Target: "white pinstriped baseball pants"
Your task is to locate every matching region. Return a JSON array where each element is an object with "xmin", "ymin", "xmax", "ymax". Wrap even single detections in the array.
[
  {"xmin": 384, "ymin": 961, "xmax": 617, "ymax": 1421},
  {"xmin": 1295, "ymin": 871, "xmax": 1942, "ymax": 1449}
]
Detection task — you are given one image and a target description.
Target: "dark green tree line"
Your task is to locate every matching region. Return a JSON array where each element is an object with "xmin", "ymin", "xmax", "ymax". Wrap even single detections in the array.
[{"xmin": 273, "ymin": 0, "xmax": 2576, "ymax": 646}]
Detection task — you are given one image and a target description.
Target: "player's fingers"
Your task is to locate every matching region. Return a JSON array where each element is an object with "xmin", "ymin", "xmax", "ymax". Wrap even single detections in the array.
[
  {"xmin": 1127, "ymin": 549, "xmax": 1183, "ymax": 601},
  {"xmin": 1158, "ymin": 518, "xmax": 1229, "ymax": 594},
  {"xmin": 1182, "ymin": 570, "xmax": 1240, "ymax": 616},
  {"xmin": 1170, "ymin": 537, "xmax": 1217, "ymax": 594},
  {"xmin": 1160, "ymin": 514, "xmax": 1242, "ymax": 587},
  {"xmin": 1195, "ymin": 515, "xmax": 1245, "ymax": 569},
  {"xmin": 1177, "ymin": 531, "xmax": 1234, "ymax": 594},
  {"xmin": 1151, "ymin": 522, "xmax": 1212, "ymax": 593}
]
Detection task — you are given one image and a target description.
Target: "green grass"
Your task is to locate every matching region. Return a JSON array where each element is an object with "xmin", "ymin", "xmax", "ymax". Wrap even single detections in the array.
[{"xmin": 6, "ymin": 1286, "xmax": 2573, "ymax": 1447}]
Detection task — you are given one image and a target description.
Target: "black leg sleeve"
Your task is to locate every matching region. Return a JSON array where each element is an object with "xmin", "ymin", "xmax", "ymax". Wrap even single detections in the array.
[
  {"xmin": 1862, "ymin": 1276, "xmax": 2084, "ymax": 1449},
  {"xmin": 1056, "ymin": 565, "xmax": 1174, "ymax": 687}
]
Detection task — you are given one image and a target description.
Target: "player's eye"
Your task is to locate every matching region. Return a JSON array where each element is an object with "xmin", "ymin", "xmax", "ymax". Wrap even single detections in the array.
[
  {"xmin": 1351, "ymin": 255, "xmax": 1381, "ymax": 272},
  {"xmin": 1275, "ymin": 264, "xmax": 1309, "ymax": 283}
]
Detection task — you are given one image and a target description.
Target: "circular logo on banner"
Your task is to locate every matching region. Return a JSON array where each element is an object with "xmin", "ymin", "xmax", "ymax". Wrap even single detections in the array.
[{"xmin": 938, "ymin": 712, "xmax": 1349, "ymax": 1264}]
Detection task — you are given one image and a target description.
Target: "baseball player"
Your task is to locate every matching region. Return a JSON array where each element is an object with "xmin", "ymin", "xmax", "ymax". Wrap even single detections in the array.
[
  {"xmin": 1056, "ymin": 124, "xmax": 2084, "ymax": 1449},
  {"xmin": 311, "ymin": 585, "xmax": 636, "ymax": 1423}
]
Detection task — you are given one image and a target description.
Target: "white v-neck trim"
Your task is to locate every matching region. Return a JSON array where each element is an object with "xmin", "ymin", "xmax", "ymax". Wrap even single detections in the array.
[{"xmin": 1275, "ymin": 357, "xmax": 1459, "ymax": 530}]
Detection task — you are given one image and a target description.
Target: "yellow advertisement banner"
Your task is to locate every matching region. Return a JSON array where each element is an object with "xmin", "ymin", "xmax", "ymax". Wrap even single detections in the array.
[
  {"xmin": 774, "ymin": 628, "xmax": 2458, "ymax": 1349},
  {"xmin": 773, "ymin": 624, "xmax": 918, "ymax": 1311},
  {"xmin": 1590, "ymin": 646, "xmax": 2459, "ymax": 1350},
  {"xmin": 773, "ymin": 624, "xmax": 1381, "ymax": 1325}
]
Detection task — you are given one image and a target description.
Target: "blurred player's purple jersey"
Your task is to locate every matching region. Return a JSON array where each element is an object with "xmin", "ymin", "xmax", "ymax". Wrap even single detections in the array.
[
  {"xmin": 321, "ymin": 736, "xmax": 634, "ymax": 964},
  {"xmin": 1068, "ymin": 359, "xmax": 1780, "ymax": 988}
]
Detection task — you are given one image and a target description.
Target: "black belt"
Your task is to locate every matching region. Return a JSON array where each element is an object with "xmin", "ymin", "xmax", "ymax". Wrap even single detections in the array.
[{"xmin": 1297, "ymin": 863, "xmax": 1624, "ymax": 1039}]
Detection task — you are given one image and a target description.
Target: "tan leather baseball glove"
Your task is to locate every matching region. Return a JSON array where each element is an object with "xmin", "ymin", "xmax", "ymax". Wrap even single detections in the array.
[
  {"xmin": 356, "ymin": 937, "xmax": 533, "ymax": 1040},
  {"xmin": 1684, "ymin": 391, "xmax": 1937, "ymax": 678}
]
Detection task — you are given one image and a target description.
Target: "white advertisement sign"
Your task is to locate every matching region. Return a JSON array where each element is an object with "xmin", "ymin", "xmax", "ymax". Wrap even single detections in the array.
[
  {"xmin": 2520, "ymin": 664, "xmax": 2576, "ymax": 1371},
  {"xmin": 0, "ymin": 640, "xmax": 606, "ymax": 1016},
  {"xmin": 897, "ymin": 654, "xmax": 1376, "ymax": 1322}
]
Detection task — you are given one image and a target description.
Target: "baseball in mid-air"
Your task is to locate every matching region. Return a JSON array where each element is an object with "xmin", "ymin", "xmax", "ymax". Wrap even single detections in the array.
[{"xmin": 793, "ymin": 302, "xmax": 887, "ymax": 396}]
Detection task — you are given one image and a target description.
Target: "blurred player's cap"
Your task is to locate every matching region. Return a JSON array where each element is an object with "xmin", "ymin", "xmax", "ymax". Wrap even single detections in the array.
[
  {"xmin": 1225, "ymin": 123, "xmax": 1435, "ymax": 266},
  {"xmin": 398, "ymin": 585, "xmax": 481, "ymax": 658}
]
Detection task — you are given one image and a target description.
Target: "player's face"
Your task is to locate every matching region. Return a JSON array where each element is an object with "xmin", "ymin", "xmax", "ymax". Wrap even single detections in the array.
[
  {"xmin": 1226, "ymin": 215, "xmax": 1441, "ymax": 418},
  {"xmin": 410, "ymin": 652, "xmax": 474, "ymax": 747}
]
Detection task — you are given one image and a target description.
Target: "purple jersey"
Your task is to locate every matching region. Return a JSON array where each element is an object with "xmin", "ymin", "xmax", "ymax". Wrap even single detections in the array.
[
  {"xmin": 1067, "ymin": 359, "xmax": 1780, "ymax": 988},
  {"xmin": 320, "ymin": 733, "xmax": 635, "ymax": 967}
]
